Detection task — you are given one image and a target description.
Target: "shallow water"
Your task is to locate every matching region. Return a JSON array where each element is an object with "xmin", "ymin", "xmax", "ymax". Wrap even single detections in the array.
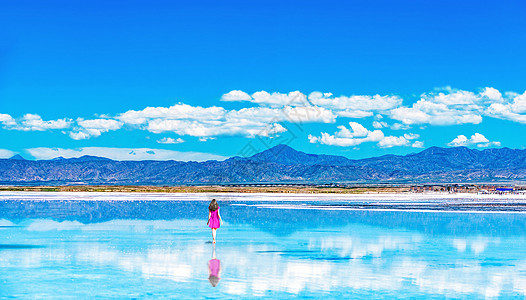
[{"xmin": 1, "ymin": 192, "xmax": 526, "ymax": 299}]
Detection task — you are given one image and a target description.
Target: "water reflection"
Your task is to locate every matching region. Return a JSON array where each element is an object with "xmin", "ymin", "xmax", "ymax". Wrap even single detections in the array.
[
  {"xmin": 208, "ymin": 244, "xmax": 221, "ymax": 287},
  {"xmin": 0, "ymin": 218, "xmax": 525, "ymax": 298},
  {"xmin": 1, "ymin": 194, "xmax": 526, "ymax": 298}
]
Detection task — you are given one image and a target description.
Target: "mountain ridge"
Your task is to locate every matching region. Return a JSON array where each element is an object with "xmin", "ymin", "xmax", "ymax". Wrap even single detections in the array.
[{"xmin": 1, "ymin": 145, "xmax": 526, "ymax": 184}]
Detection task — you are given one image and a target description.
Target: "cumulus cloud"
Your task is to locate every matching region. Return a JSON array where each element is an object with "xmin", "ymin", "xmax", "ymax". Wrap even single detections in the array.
[
  {"xmin": 0, "ymin": 149, "xmax": 16, "ymax": 158},
  {"xmin": 485, "ymin": 91, "xmax": 526, "ymax": 123},
  {"xmin": 377, "ymin": 133, "xmax": 420, "ymax": 148},
  {"xmin": 221, "ymin": 89, "xmax": 402, "ymax": 118},
  {"xmin": 308, "ymin": 122, "xmax": 422, "ymax": 148},
  {"xmin": 0, "ymin": 114, "xmax": 16, "ymax": 126},
  {"xmin": 3, "ymin": 87, "xmax": 525, "ymax": 146},
  {"xmin": 387, "ymin": 87, "xmax": 526, "ymax": 127},
  {"xmin": 69, "ymin": 118, "xmax": 124, "ymax": 140},
  {"xmin": 117, "ymin": 103, "xmax": 226, "ymax": 125},
  {"xmin": 480, "ymin": 87, "xmax": 503, "ymax": 101},
  {"xmin": 228, "ymin": 106, "xmax": 335, "ymax": 124},
  {"xmin": 256, "ymin": 123, "xmax": 287, "ymax": 137},
  {"xmin": 221, "ymin": 90, "xmax": 309, "ymax": 107},
  {"xmin": 308, "ymin": 122, "xmax": 384, "ymax": 147},
  {"xmin": 447, "ymin": 133, "xmax": 500, "ymax": 148},
  {"xmin": 1, "ymin": 113, "xmax": 72, "ymax": 131},
  {"xmin": 389, "ymin": 96, "xmax": 483, "ymax": 126},
  {"xmin": 10, "ymin": 114, "xmax": 72, "ymax": 131},
  {"xmin": 252, "ymin": 91, "xmax": 308, "ymax": 106},
  {"xmin": 412, "ymin": 141, "xmax": 425, "ymax": 148},
  {"xmin": 390, "ymin": 123, "xmax": 412, "ymax": 130},
  {"xmin": 308, "ymin": 92, "xmax": 402, "ymax": 112},
  {"xmin": 26, "ymin": 147, "xmax": 227, "ymax": 162},
  {"xmin": 157, "ymin": 137, "xmax": 185, "ymax": 144},
  {"xmin": 120, "ymin": 104, "xmax": 335, "ymax": 139},
  {"xmin": 198, "ymin": 137, "xmax": 216, "ymax": 142},
  {"xmin": 388, "ymin": 87, "xmax": 512, "ymax": 126},
  {"xmin": 220, "ymin": 90, "xmax": 252, "ymax": 101},
  {"xmin": 510, "ymin": 92, "xmax": 526, "ymax": 113}
]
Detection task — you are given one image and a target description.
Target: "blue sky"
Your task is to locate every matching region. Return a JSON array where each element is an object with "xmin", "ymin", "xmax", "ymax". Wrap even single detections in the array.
[{"xmin": 1, "ymin": 0, "xmax": 526, "ymax": 161}]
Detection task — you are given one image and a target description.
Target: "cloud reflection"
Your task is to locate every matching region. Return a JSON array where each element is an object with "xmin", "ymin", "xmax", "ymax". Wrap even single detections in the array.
[{"xmin": 0, "ymin": 218, "xmax": 525, "ymax": 298}]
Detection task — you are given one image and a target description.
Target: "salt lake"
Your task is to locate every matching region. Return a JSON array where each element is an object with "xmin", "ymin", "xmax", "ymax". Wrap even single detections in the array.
[{"xmin": 1, "ymin": 192, "xmax": 526, "ymax": 299}]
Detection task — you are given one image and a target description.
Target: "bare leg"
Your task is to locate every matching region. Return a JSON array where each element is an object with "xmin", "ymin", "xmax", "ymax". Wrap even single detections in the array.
[{"xmin": 212, "ymin": 228, "xmax": 216, "ymax": 243}]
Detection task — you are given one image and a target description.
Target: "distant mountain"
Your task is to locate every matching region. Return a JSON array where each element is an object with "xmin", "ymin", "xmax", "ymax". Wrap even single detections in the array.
[
  {"xmin": 8, "ymin": 154, "xmax": 26, "ymax": 160},
  {"xmin": 247, "ymin": 144, "xmax": 353, "ymax": 166},
  {"xmin": 1, "ymin": 145, "xmax": 526, "ymax": 185}
]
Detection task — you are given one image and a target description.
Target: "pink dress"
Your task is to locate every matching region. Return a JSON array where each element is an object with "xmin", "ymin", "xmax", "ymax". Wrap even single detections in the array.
[
  {"xmin": 208, "ymin": 208, "xmax": 220, "ymax": 229},
  {"xmin": 208, "ymin": 259, "xmax": 221, "ymax": 277}
]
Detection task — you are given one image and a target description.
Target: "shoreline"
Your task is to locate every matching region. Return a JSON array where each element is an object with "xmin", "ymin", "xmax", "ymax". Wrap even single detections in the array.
[
  {"xmin": 0, "ymin": 185, "xmax": 411, "ymax": 194},
  {"xmin": 0, "ymin": 184, "xmax": 523, "ymax": 195}
]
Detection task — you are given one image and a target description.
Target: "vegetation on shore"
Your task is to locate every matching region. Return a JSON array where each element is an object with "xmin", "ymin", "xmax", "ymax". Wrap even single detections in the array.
[{"xmin": 0, "ymin": 185, "xmax": 409, "ymax": 194}]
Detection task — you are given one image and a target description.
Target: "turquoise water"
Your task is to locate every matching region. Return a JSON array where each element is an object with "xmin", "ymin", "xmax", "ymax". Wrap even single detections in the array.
[{"xmin": 1, "ymin": 192, "xmax": 526, "ymax": 299}]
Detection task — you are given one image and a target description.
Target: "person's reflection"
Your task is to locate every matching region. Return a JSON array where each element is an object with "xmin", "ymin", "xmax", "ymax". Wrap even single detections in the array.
[{"xmin": 208, "ymin": 244, "xmax": 221, "ymax": 287}]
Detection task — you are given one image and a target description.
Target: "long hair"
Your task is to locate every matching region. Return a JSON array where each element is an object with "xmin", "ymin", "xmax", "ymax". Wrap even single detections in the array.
[
  {"xmin": 208, "ymin": 275, "xmax": 220, "ymax": 287},
  {"xmin": 209, "ymin": 199, "xmax": 219, "ymax": 212}
]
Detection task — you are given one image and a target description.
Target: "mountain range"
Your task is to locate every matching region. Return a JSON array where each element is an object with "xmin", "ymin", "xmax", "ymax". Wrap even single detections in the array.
[{"xmin": 1, "ymin": 144, "xmax": 526, "ymax": 185}]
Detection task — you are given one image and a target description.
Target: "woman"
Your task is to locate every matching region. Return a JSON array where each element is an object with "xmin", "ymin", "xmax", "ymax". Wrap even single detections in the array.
[{"xmin": 207, "ymin": 199, "xmax": 222, "ymax": 243}]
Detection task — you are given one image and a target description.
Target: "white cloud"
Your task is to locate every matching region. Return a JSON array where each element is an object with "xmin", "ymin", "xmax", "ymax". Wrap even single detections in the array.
[
  {"xmin": 198, "ymin": 137, "xmax": 216, "ymax": 142},
  {"xmin": 26, "ymin": 147, "xmax": 227, "ymax": 162},
  {"xmin": 308, "ymin": 122, "xmax": 384, "ymax": 147},
  {"xmin": 377, "ymin": 136, "xmax": 410, "ymax": 148},
  {"xmin": 390, "ymin": 123, "xmax": 412, "ymax": 130},
  {"xmin": 227, "ymin": 106, "xmax": 335, "ymax": 125},
  {"xmin": 510, "ymin": 92, "xmax": 526, "ymax": 113},
  {"xmin": 0, "ymin": 113, "xmax": 71, "ymax": 131},
  {"xmin": 308, "ymin": 92, "xmax": 402, "ymax": 112},
  {"xmin": 412, "ymin": 141, "xmax": 425, "ymax": 148},
  {"xmin": 372, "ymin": 121, "xmax": 388, "ymax": 129},
  {"xmin": 257, "ymin": 123, "xmax": 287, "ymax": 137},
  {"xmin": 221, "ymin": 90, "xmax": 309, "ymax": 107},
  {"xmin": 69, "ymin": 118, "xmax": 124, "ymax": 140},
  {"xmin": 480, "ymin": 87, "xmax": 503, "ymax": 101},
  {"xmin": 470, "ymin": 132, "xmax": 489, "ymax": 144},
  {"xmin": 221, "ymin": 90, "xmax": 252, "ymax": 101},
  {"xmin": 388, "ymin": 88, "xmax": 508, "ymax": 126},
  {"xmin": 485, "ymin": 91, "xmax": 526, "ymax": 123},
  {"xmin": 389, "ymin": 87, "xmax": 526, "ymax": 127},
  {"xmin": 117, "ymin": 103, "xmax": 226, "ymax": 125},
  {"xmin": 221, "ymin": 89, "xmax": 402, "ymax": 118},
  {"xmin": 447, "ymin": 133, "xmax": 500, "ymax": 148},
  {"xmin": 77, "ymin": 118, "xmax": 123, "ymax": 131},
  {"xmin": 157, "ymin": 137, "xmax": 185, "ymax": 144},
  {"xmin": 251, "ymin": 91, "xmax": 308, "ymax": 106},
  {"xmin": 0, "ymin": 149, "xmax": 16, "ymax": 158},
  {"xmin": 3, "ymin": 87, "xmax": 525, "ymax": 146},
  {"xmin": 12, "ymin": 114, "xmax": 72, "ymax": 131},
  {"xmin": 377, "ymin": 133, "xmax": 420, "ymax": 148},
  {"xmin": 140, "ymin": 105, "xmax": 334, "ymax": 138},
  {"xmin": 308, "ymin": 122, "xmax": 422, "ymax": 148},
  {"xmin": 389, "ymin": 97, "xmax": 483, "ymax": 126},
  {"xmin": 0, "ymin": 114, "xmax": 16, "ymax": 126},
  {"xmin": 69, "ymin": 131, "xmax": 91, "ymax": 140}
]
